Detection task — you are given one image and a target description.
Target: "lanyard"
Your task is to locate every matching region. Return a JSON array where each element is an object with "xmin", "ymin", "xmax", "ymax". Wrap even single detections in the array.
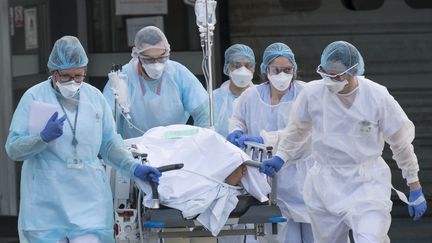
[{"xmin": 57, "ymin": 98, "xmax": 79, "ymax": 149}]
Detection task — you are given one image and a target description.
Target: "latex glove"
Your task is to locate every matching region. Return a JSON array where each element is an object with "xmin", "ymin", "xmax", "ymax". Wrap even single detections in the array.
[
  {"xmin": 238, "ymin": 135, "xmax": 264, "ymax": 149},
  {"xmin": 226, "ymin": 130, "xmax": 243, "ymax": 147},
  {"xmin": 408, "ymin": 188, "xmax": 427, "ymax": 221},
  {"xmin": 40, "ymin": 112, "xmax": 67, "ymax": 142},
  {"xmin": 259, "ymin": 156, "xmax": 284, "ymax": 177},
  {"xmin": 134, "ymin": 165, "xmax": 162, "ymax": 184}
]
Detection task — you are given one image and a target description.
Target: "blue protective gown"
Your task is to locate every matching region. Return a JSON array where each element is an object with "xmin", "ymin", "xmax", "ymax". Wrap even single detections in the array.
[
  {"xmin": 213, "ymin": 81, "xmax": 238, "ymax": 137},
  {"xmin": 103, "ymin": 58, "xmax": 209, "ymax": 139},
  {"xmin": 5, "ymin": 80, "xmax": 140, "ymax": 243}
]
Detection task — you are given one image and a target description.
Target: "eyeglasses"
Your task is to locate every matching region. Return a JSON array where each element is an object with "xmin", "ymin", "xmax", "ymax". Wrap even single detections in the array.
[
  {"xmin": 230, "ymin": 61, "xmax": 255, "ymax": 70},
  {"xmin": 316, "ymin": 64, "xmax": 358, "ymax": 81},
  {"xmin": 268, "ymin": 65, "xmax": 293, "ymax": 75},
  {"xmin": 55, "ymin": 72, "xmax": 86, "ymax": 82},
  {"xmin": 138, "ymin": 54, "xmax": 169, "ymax": 64}
]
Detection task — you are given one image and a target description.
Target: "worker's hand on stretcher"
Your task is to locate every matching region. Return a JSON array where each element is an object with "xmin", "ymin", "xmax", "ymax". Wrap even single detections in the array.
[
  {"xmin": 225, "ymin": 165, "xmax": 247, "ymax": 185},
  {"xmin": 238, "ymin": 135, "xmax": 263, "ymax": 148},
  {"xmin": 226, "ymin": 130, "xmax": 264, "ymax": 149},
  {"xmin": 134, "ymin": 165, "xmax": 162, "ymax": 184},
  {"xmin": 226, "ymin": 130, "xmax": 243, "ymax": 147},
  {"xmin": 259, "ymin": 156, "xmax": 284, "ymax": 177}
]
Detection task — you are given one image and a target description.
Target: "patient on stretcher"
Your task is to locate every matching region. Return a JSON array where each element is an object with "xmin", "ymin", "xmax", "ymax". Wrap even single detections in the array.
[
  {"xmin": 225, "ymin": 165, "xmax": 247, "ymax": 185},
  {"xmin": 125, "ymin": 125, "xmax": 271, "ymax": 236}
]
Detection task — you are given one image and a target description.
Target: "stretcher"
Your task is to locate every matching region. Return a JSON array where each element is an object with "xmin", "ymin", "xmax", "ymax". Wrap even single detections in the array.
[{"xmin": 112, "ymin": 141, "xmax": 286, "ymax": 242}]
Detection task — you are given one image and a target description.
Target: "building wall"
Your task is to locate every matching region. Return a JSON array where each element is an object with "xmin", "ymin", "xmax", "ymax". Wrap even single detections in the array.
[{"xmin": 0, "ymin": 0, "xmax": 18, "ymax": 216}]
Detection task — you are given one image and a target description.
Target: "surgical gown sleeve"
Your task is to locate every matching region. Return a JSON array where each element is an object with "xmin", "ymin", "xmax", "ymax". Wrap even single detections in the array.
[
  {"xmin": 190, "ymin": 102, "xmax": 209, "ymax": 128},
  {"xmin": 177, "ymin": 64, "xmax": 209, "ymax": 128},
  {"xmin": 98, "ymin": 97, "xmax": 139, "ymax": 179},
  {"xmin": 380, "ymin": 92, "xmax": 419, "ymax": 184},
  {"xmin": 102, "ymin": 80, "xmax": 115, "ymax": 111},
  {"xmin": 5, "ymin": 91, "xmax": 48, "ymax": 161},
  {"xmin": 274, "ymin": 90, "xmax": 312, "ymax": 164}
]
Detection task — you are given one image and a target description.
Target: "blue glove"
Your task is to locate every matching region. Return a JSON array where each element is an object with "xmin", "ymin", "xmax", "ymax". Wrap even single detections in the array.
[
  {"xmin": 134, "ymin": 165, "xmax": 162, "ymax": 184},
  {"xmin": 40, "ymin": 112, "xmax": 67, "ymax": 142},
  {"xmin": 408, "ymin": 187, "xmax": 427, "ymax": 221},
  {"xmin": 238, "ymin": 135, "xmax": 264, "ymax": 148},
  {"xmin": 226, "ymin": 130, "xmax": 243, "ymax": 147},
  {"xmin": 259, "ymin": 156, "xmax": 284, "ymax": 177}
]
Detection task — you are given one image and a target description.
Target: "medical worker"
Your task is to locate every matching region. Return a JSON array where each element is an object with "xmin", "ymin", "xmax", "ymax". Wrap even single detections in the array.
[
  {"xmin": 213, "ymin": 44, "xmax": 255, "ymax": 137},
  {"xmin": 227, "ymin": 43, "xmax": 314, "ymax": 243},
  {"xmin": 5, "ymin": 36, "xmax": 161, "ymax": 243},
  {"xmin": 260, "ymin": 41, "xmax": 427, "ymax": 243},
  {"xmin": 103, "ymin": 26, "xmax": 209, "ymax": 139},
  {"xmin": 215, "ymin": 45, "xmax": 255, "ymax": 243}
]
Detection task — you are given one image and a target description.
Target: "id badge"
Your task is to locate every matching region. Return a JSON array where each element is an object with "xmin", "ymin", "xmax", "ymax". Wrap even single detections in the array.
[{"xmin": 67, "ymin": 157, "xmax": 83, "ymax": 169}]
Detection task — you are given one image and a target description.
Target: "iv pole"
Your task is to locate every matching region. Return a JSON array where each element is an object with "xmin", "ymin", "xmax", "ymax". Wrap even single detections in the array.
[{"xmin": 195, "ymin": 0, "xmax": 217, "ymax": 128}]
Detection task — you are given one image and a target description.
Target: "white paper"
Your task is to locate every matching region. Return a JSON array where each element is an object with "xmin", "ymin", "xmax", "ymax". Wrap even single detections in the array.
[
  {"xmin": 115, "ymin": 0, "xmax": 167, "ymax": 15},
  {"xmin": 29, "ymin": 101, "xmax": 60, "ymax": 135},
  {"xmin": 24, "ymin": 8, "xmax": 38, "ymax": 50},
  {"xmin": 126, "ymin": 16, "xmax": 164, "ymax": 47}
]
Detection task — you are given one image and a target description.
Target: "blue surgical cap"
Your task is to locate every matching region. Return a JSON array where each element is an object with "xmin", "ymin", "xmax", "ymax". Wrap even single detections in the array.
[
  {"xmin": 223, "ymin": 44, "xmax": 256, "ymax": 75},
  {"xmin": 132, "ymin": 26, "xmax": 171, "ymax": 58},
  {"xmin": 320, "ymin": 41, "xmax": 364, "ymax": 76},
  {"xmin": 260, "ymin": 43, "xmax": 297, "ymax": 79},
  {"xmin": 47, "ymin": 36, "xmax": 88, "ymax": 71}
]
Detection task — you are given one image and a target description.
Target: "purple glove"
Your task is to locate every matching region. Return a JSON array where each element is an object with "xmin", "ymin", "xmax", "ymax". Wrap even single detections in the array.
[
  {"xmin": 259, "ymin": 156, "xmax": 284, "ymax": 177},
  {"xmin": 238, "ymin": 135, "xmax": 264, "ymax": 148},
  {"xmin": 226, "ymin": 130, "xmax": 243, "ymax": 147},
  {"xmin": 40, "ymin": 112, "xmax": 66, "ymax": 142},
  {"xmin": 408, "ymin": 187, "xmax": 427, "ymax": 221},
  {"xmin": 134, "ymin": 165, "xmax": 161, "ymax": 184}
]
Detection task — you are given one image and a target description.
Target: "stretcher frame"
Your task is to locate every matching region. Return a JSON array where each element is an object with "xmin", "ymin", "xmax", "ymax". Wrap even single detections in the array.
[{"xmin": 130, "ymin": 141, "xmax": 286, "ymax": 241}]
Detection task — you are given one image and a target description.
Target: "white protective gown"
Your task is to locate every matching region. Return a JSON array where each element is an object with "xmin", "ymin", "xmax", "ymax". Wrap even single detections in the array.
[
  {"xmin": 276, "ymin": 77, "xmax": 419, "ymax": 243},
  {"xmin": 229, "ymin": 81, "xmax": 314, "ymax": 243}
]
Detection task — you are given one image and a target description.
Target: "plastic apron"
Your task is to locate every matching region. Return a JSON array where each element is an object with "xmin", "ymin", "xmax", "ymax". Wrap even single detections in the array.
[
  {"xmin": 14, "ymin": 81, "xmax": 117, "ymax": 242},
  {"xmin": 214, "ymin": 81, "xmax": 237, "ymax": 137},
  {"xmin": 303, "ymin": 80, "xmax": 393, "ymax": 243},
  {"xmin": 119, "ymin": 60, "xmax": 187, "ymax": 138},
  {"xmin": 243, "ymin": 82, "xmax": 313, "ymax": 224}
]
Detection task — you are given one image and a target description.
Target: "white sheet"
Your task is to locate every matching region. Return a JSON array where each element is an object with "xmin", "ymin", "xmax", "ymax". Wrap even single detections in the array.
[{"xmin": 127, "ymin": 125, "xmax": 271, "ymax": 236}]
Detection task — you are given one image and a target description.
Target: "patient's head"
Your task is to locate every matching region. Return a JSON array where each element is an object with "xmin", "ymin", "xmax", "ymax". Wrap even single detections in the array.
[{"xmin": 225, "ymin": 165, "xmax": 247, "ymax": 185}]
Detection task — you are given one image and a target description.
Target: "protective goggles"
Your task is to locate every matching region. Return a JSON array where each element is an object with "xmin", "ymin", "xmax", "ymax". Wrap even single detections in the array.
[
  {"xmin": 138, "ymin": 54, "xmax": 169, "ymax": 64},
  {"xmin": 316, "ymin": 63, "xmax": 358, "ymax": 80},
  {"xmin": 268, "ymin": 65, "xmax": 293, "ymax": 75},
  {"xmin": 230, "ymin": 61, "xmax": 255, "ymax": 70},
  {"xmin": 55, "ymin": 72, "xmax": 86, "ymax": 82}
]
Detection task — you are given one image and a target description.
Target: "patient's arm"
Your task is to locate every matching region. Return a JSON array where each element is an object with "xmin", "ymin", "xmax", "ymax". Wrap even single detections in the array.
[{"xmin": 224, "ymin": 165, "xmax": 246, "ymax": 185}]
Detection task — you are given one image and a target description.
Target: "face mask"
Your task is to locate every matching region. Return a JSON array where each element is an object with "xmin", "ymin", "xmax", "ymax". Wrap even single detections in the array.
[
  {"xmin": 142, "ymin": 63, "xmax": 165, "ymax": 79},
  {"xmin": 56, "ymin": 81, "xmax": 82, "ymax": 98},
  {"xmin": 229, "ymin": 66, "xmax": 253, "ymax": 88},
  {"xmin": 323, "ymin": 77, "xmax": 348, "ymax": 94},
  {"xmin": 268, "ymin": 73, "xmax": 293, "ymax": 91}
]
